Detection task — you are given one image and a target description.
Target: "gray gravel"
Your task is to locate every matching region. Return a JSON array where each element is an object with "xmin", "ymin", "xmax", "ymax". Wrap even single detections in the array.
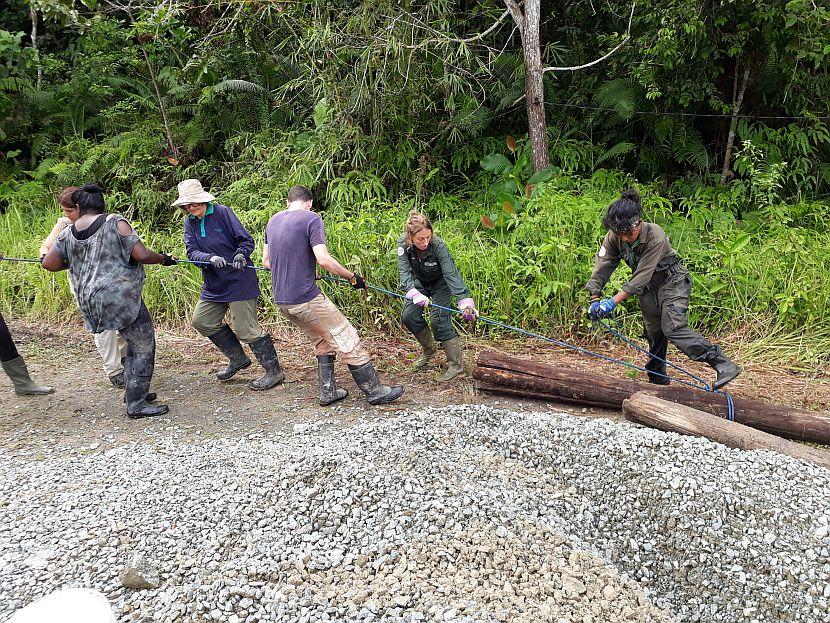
[{"xmin": 1, "ymin": 404, "xmax": 828, "ymax": 622}]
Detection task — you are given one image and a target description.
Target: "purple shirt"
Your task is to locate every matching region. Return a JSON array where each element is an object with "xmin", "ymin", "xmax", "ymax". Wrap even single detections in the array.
[
  {"xmin": 264, "ymin": 210, "xmax": 326, "ymax": 305},
  {"xmin": 184, "ymin": 203, "xmax": 260, "ymax": 302}
]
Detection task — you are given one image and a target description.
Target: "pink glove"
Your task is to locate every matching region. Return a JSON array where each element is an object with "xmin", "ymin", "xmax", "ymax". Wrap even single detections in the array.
[
  {"xmin": 406, "ymin": 288, "xmax": 430, "ymax": 308},
  {"xmin": 458, "ymin": 298, "xmax": 478, "ymax": 321}
]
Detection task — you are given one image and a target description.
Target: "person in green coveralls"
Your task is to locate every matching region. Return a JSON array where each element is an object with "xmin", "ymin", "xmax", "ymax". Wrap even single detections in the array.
[
  {"xmin": 586, "ymin": 189, "xmax": 741, "ymax": 389},
  {"xmin": 397, "ymin": 210, "xmax": 478, "ymax": 381}
]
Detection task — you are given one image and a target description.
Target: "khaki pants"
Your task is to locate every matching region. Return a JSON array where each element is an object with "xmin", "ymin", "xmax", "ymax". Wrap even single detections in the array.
[
  {"xmin": 192, "ymin": 299, "xmax": 265, "ymax": 343},
  {"xmin": 93, "ymin": 330, "xmax": 127, "ymax": 378},
  {"xmin": 278, "ymin": 294, "xmax": 371, "ymax": 366}
]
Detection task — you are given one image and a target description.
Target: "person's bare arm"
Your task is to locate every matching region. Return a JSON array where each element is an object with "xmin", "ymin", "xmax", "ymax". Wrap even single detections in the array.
[
  {"xmin": 116, "ymin": 220, "xmax": 175, "ymax": 265},
  {"xmin": 312, "ymin": 243, "xmax": 356, "ymax": 280},
  {"xmin": 41, "ymin": 247, "xmax": 67, "ymax": 272},
  {"xmin": 262, "ymin": 243, "xmax": 270, "ymax": 269},
  {"xmin": 40, "ymin": 220, "xmax": 66, "ymax": 258}
]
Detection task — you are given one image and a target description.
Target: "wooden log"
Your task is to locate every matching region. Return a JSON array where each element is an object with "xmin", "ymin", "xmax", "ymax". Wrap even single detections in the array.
[
  {"xmin": 623, "ymin": 392, "xmax": 830, "ymax": 470},
  {"xmin": 474, "ymin": 350, "xmax": 830, "ymax": 445}
]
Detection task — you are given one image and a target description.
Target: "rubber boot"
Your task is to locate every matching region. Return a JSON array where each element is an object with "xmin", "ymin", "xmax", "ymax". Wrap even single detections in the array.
[
  {"xmin": 124, "ymin": 357, "xmax": 168, "ymax": 419},
  {"xmin": 247, "ymin": 335, "xmax": 285, "ymax": 391},
  {"xmin": 207, "ymin": 325, "xmax": 251, "ymax": 380},
  {"xmin": 317, "ymin": 355, "xmax": 348, "ymax": 406},
  {"xmin": 1, "ymin": 356, "xmax": 54, "ymax": 396},
  {"xmin": 348, "ymin": 362, "xmax": 404, "ymax": 405},
  {"xmin": 412, "ymin": 328, "xmax": 437, "ymax": 371},
  {"xmin": 707, "ymin": 349, "xmax": 742, "ymax": 390},
  {"xmin": 119, "ymin": 357, "xmax": 155, "ymax": 402},
  {"xmin": 109, "ymin": 371, "xmax": 125, "ymax": 389},
  {"xmin": 645, "ymin": 354, "xmax": 670, "ymax": 385},
  {"xmin": 437, "ymin": 338, "xmax": 464, "ymax": 382}
]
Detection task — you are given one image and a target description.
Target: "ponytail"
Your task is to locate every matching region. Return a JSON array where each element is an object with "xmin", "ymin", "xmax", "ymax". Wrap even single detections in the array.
[
  {"xmin": 72, "ymin": 184, "xmax": 106, "ymax": 215},
  {"xmin": 403, "ymin": 209, "xmax": 433, "ymax": 246}
]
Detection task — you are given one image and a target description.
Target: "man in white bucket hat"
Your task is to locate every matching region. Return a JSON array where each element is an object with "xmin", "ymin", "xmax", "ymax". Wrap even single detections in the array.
[{"xmin": 174, "ymin": 179, "xmax": 284, "ymax": 391}]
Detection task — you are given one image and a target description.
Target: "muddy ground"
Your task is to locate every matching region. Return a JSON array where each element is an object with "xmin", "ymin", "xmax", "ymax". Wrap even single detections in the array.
[{"xmin": 1, "ymin": 320, "xmax": 828, "ymax": 454}]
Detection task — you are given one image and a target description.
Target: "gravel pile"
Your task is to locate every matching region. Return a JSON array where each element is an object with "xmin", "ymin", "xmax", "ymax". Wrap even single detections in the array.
[{"xmin": 1, "ymin": 404, "xmax": 828, "ymax": 623}]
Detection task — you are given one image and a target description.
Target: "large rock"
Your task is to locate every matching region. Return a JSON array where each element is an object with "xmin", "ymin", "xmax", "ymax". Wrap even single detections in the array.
[{"xmin": 119, "ymin": 553, "xmax": 160, "ymax": 590}]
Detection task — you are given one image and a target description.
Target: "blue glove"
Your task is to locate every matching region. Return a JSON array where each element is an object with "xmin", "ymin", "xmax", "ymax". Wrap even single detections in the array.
[
  {"xmin": 596, "ymin": 297, "xmax": 617, "ymax": 319},
  {"xmin": 587, "ymin": 300, "xmax": 602, "ymax": 320}
]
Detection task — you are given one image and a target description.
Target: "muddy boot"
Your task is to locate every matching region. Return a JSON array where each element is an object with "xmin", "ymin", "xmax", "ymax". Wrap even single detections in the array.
[
  {"xmin": 437, "ymin": 338, "xmax": 465, "ymax": 382},
  {"xmin": 247, "ymin": 335, "xmax": 285, "ymax": 391},
  {"xmin": 207, "ymin": 325, "xmax": 251, "ymax": 380},
  {"xmin": 707, "ymin": 349, "xmax": 742, "ymax": 390},
  {"xmin": 348, "ymin": 362, "xmax": 404, "ymax": 405},
  {"xmin": 124, "ymin": 357, "xmax": 168, "ymax": 419},
  {"xmin": 318, "ymin": 355, "xmax": 348, "ymax": 406},
  {"xmin": 412, "ymin": 328, "xmax": 438, "ymax": 371},
  {"xmin": 1, "ymin": 356, "xmax": 54, "ymax": 396},
  {"xmin": 109, "ymin": 371, "xmax": 125, "ymax": 389}
]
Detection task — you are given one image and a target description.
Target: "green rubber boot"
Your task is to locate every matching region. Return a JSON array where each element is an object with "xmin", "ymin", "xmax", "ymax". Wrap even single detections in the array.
[
  {"xmin": 1, "ymin": 356, "xmax": 54, "ymax": 396},
  {"xmin": 412, "ymin": 328, "xmax": 437, "ymax": 371},
  {"xmin": 437, "ymin": 338, "xmax": 465, "ymax": 382}
]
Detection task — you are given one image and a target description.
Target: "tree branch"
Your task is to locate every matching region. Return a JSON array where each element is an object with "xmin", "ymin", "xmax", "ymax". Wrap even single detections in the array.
[
  {"xmin": 503, "ymin": 0, "xmax": 525, "ymax": 37},
  {"xmin": 459, "ymin": 9, "xmax": 512, "ymax": 43},
  {"xmin": 542, "ymin": 2, "xmax": 635, "ymax": 73}
]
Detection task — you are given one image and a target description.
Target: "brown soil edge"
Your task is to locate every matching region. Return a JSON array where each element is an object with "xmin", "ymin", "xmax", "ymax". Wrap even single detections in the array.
[{"xmin": 1, "ymin": 319, "xmax": 827, "ymax": 454}]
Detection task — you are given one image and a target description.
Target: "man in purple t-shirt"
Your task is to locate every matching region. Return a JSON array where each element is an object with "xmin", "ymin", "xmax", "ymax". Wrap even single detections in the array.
[{"xmin": 263, "ymin": 186, "xmax": 403, "ymax": 406}]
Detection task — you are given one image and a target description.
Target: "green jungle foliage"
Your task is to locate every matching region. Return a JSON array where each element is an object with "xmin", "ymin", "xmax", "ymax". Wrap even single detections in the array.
[{"xmin": 1, "ymin": 1, "xmax": 829, "ymax": 367}]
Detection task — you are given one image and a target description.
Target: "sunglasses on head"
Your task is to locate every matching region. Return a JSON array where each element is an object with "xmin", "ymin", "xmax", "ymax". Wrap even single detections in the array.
[{"xmin": 609, "ymin": 217, "xmax": 641, "ymax": 234}]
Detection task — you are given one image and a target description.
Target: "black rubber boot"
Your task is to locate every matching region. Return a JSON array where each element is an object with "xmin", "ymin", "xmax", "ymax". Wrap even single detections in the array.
[
  {"xmin": 247, "ymin": 335, "xmax": 285, "ymax": 391},
  {"xmin": 348, "ymin": 362, "xmax": 404, "ymax": 405},
  {"xmin": 207, "ymin": 325, "xmax": 251, "ymax": 380},
  {"xmin": 645, "ymin": 335, "xmax": 670, "ymax": 385},
  {"xmin": 317, "ymin": 355, "xmax": 348, "ymax": 406},
  {"xmin": 109, "ymin": 371, "xmax": 125, "ymax": 389},
  {"xmin": 707, "ymin": 349, "xmax": 742, "ymax": 390},
  {"xmin": 124, "ymin": 357, "xmax": 168, "ymax": 419}
]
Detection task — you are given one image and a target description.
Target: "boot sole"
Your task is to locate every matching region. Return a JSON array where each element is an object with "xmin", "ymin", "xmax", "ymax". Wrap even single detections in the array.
[
  {"xmin": 127, "ymin": 405, "xmax": 170, "ymax": 419},
  {"xmin": 437, "ymin": 370, "xmax": 465, "ymax": 382},
  {"xmin": 713, "ymin": 368, "xmax": 741, "ymax": 390},
  {"xmin": 248, "ymin": 375, "xmax": 285, "ymax": 391},
  {"xmin": 320, "ymin": 389, "xmax": 349, "ymax": 406},
  {"xmin": 13, "ymin": 389, "xmax": 55, "ymax": 396},
  {"xmin": 217, "ymin": 360, "xmax": 252, "ymax": 381},
  {"xmin": 368, "ymin": 386, "xmax": 404, "ymax": 405}
]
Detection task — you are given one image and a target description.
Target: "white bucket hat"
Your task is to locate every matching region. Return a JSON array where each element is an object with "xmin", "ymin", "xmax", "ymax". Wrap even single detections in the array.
[{"xmin": 171, "ymin": 179, "xmax": 216, "ymax": 207}]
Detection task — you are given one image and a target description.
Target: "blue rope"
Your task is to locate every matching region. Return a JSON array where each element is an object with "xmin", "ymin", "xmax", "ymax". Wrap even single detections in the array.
[
  {"xmin": 2, "ymin": 256, "xmax": 735, "ymax": 420},
  {"xmin": 593, "ymin": 317, "xmax": 735, "ymax": 421},
  {"xmin": 317, "ymin": 276, "xmax": 736, "ymax": 422}
]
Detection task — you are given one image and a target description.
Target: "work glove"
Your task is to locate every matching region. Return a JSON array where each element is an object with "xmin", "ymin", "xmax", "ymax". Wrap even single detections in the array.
[
  {"xmin": 458, "ymin": 298, "xmax": 479, "ymax": 321},
  {"xmin": 349, "ymin": 272, "xmax": 367, "ymax": 290},
  {"xmin": 232, "ymin": 253, "xmax": 247, "ymax": 270},
  {"xmin": 161, "ymin": 253, "xmax": 178, "ymax": 266},
  {"xmin": 406, "ymin": 288, "xmax": 430, "ymax": 308},
  {"xmin": 209, "ymin": 255, "xmax": 227, "ymax": 269},
  {"xmin": 593, "ymin": 297, "xmax": 617, "ymax": 319}
]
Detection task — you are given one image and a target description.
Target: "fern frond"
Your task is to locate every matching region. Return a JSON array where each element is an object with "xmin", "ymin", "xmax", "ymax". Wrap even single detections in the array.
[
  {"xmin": 212, "ymin": 79, "xmax": 266, "ymax": 94},
  {"xmin": 593, "ymin": 79, "xmax": 638, "ymax": 120},
  {"xmin": 595, "ymin": 141, "xmax": 636, "ymax": 166}
]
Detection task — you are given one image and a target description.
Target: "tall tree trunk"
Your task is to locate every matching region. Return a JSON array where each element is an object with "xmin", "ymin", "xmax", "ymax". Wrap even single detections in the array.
[
  {"xmin": 522, "ymin": 0, "xmax": 549, "ymax": 171},
  {"xmin": 720, "ymin": 65, "xmax": 751, "ymax": 186}
]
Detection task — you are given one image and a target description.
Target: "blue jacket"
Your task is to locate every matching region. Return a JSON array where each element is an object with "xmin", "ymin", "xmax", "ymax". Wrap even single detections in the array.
[{"xmin": 183, "ymin": 203, "xmax": 260, "ymax": 302}]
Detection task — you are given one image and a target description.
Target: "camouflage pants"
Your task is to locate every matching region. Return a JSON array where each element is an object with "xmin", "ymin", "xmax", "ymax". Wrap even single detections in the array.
[{"xmin": 638, "ymin": 268, "xmax": 719, "ymax": 381}]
